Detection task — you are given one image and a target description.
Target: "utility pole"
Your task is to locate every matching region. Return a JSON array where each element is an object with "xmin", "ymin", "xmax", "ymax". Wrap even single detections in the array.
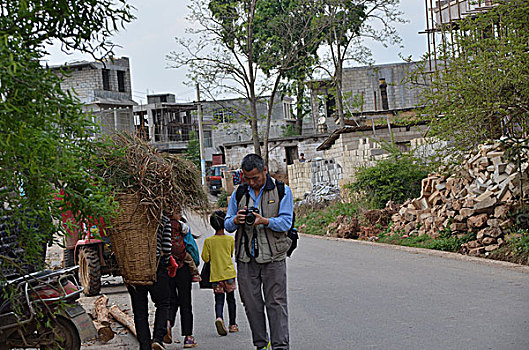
[{"xmin": 196, "ymin": 83, "xmax": 207, "ymax": 188}]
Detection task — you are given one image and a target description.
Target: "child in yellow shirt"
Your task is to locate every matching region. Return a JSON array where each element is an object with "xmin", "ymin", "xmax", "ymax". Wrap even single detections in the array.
[{"xmin": 201, "ymin": 210, "xmax": 238, "ymax": 336}]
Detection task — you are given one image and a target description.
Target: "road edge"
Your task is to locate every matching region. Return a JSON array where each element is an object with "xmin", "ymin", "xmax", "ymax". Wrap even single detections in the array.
[{"xmin": 301, "ymin": 233, "xmax": 529, "ymax": 274}]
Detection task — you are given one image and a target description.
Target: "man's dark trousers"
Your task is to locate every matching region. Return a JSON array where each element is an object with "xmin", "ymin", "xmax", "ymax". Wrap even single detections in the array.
[{"xmin": 127, "ymin": 264, "xmax": 171, "ymax": 349}]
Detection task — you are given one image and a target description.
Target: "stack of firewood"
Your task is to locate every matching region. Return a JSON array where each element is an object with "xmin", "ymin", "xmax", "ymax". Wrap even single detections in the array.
[
  {"xmin": 390, "ymin": 144, "xmax": 528, "ymax": 255},
  {"xmin": 86, "ymin": 295, "xmax": 137, "ymax": 343}
]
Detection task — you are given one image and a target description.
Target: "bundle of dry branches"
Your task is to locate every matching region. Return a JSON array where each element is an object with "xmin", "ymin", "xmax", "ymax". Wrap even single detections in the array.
[{"xmin": 94, "ymin": 133, "xmax": 209, "ymax": 219}]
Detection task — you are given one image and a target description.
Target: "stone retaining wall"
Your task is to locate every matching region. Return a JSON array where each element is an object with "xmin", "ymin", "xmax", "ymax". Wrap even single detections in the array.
[{"xmin": 288, "ymin": 159, "xmax": 342, "ymax": 200}]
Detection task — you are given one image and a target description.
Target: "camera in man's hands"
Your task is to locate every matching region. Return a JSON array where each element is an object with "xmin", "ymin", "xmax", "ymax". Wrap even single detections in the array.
[{"xmin": 243, "ymin": 207, "xmax": 260, "ymax": 225}]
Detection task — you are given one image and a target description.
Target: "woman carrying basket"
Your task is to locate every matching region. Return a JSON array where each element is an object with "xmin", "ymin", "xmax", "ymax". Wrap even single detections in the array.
[{"xmin": 126, "ymin": 214, "xmax": 173, "ymax": 350}]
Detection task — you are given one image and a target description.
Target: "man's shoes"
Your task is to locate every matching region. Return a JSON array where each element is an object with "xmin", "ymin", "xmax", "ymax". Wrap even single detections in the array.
[
  {"xmin": 229, "ymin": 324, "xmax": 239, "ymax": 333},
  {"xmin": 256, "ymin": 340, "xmax": 271, "ymax": 349},
  {"xmin": 151, "ymin": 341, "xmax": 166, "ymax": 350},
  {"xmin": 215, "ymin": 317, "xmax": 228, "ymax": 336},
  {"xmin": 183, "ymin": 335, "xmax": 198, "ymax": 348}
]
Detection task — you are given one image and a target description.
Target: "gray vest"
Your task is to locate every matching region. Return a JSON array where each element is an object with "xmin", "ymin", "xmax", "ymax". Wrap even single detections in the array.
[{"xmin": 235, "ymin": 178, "xmax": 291, "ymax": 263}]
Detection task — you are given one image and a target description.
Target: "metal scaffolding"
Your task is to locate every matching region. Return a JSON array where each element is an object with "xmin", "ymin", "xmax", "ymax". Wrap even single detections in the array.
[{"xmin": 422, "ymin": 0, "xmax": 497, "ymax": 72}]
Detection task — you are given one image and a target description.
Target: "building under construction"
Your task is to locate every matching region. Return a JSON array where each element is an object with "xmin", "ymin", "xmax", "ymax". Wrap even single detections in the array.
[
  {"xmin": 133, "ymin": 94, "xmax": 198, "ymax": 154},
  {"xmin": 423, "ymin": 0, "xmax": 497, "ymax": 71},
  {"xmin": 51, "ymin": 57, "xmax": 136, "ymax": 136}
]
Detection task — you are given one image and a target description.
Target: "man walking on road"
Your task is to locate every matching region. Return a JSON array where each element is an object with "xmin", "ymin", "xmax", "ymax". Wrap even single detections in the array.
[{"xmin": 225, "ymin": 154, "xmax": 294, "ymax": 350}]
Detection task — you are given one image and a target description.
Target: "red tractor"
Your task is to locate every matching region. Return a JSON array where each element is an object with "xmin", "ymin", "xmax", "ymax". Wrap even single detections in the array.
[
  {"xmin": 207, "ymin": 164, "xmax": 227, "ymax": 195},
  {"xmin": 62, "ymin": 211, "xmax": 120, "ymax": 296}
]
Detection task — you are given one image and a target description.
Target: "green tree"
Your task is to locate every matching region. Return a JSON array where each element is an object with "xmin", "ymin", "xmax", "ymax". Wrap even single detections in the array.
[
  {"xmin": 318, "ymin": 0, "xmax": 402, "ymax": 127},
  {"xmin": 253, "ymin": 0, "xmax": 325, "ymax": 165},
  {"xmin": 0, "ymin": 0, "xmax": 133, "ymax": 279},
  {"xmin": 411, "ymin": 0, "xmax": 529, "ymax": 156},
  {"xmin": 169, "ymin": 0, "xmax": 327, "ymax": 164},
  {"xmin": 170, "ymin": 0, "xmax": 264, "ymax": 155},
  {"xmin": 185, "ymin": 130, "xmax": 201, "ymax": 168}
]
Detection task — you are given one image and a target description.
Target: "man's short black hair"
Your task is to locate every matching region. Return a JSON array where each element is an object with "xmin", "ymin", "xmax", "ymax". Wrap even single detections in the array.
[
  {"xmin": 241, "ymin": 153, "xmax": 265, "ymax": 172},
  {"xmin": 210, "ymin": 210, "xmax": 226, "ymax": 231}
]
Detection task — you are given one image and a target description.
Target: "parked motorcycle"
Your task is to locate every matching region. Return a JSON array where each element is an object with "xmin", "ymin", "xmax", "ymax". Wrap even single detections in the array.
[{"xmin": 0, "ymin": 266, "xmax": 97, "ymax": 350}]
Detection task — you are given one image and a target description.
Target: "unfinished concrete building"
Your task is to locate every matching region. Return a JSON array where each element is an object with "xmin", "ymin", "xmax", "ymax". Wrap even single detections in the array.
[
  {"xmin": 132, "ymin": 92, "xmax": 318, "ymax": 171},
  {"xmin": 200, "ymin": 96, "xmax": 307, "ymax": 163},
  {"xmin": 223, "ymin": 133, "xmax": 330, "ymax": 174},
  {"xmin": 423, "ymin": 0, "xmax": 497, "ymax": 72},
  {"xmin": 52, "ymin": 57, "xmax": 136, "ymax": 136},
  {"xmin": 133, "ymin": 94, "xmax": 200, "ymax": 154},
  {"xmin": 309, "ymin": 62, "xmax": 425, "ymax": 132}
]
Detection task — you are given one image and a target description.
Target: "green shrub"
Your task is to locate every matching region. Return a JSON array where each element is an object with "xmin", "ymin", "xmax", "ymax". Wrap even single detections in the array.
[
  {"xmin": 347, "ymin": 156, "xmax": 429, "ymax": 209},
  {"xmin": 426, "ymin": 233, "xmax": 475, "ymax": 252},
  {"xmin": 216, "ymin": 190, "xmax": 228, "ymax": 208}
]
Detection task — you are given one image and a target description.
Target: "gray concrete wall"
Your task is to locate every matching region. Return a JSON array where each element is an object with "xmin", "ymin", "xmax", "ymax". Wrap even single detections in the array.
[
  {"xmin": 286, "ymin": 124, "xmax": 428, "ymax": 198},
  {"xmin": 202, "ymin": 97, "xmax": 308, "ymax": 159},
  {"xmin": 323, "ymin": 124, "xmax": 428, "ymax": 185},
  {"xmin": 288, "ymin": 159, "xmax": 342, "ymax": 200},
  {"xmin": 54, "ymin": 57, "xmax": 134, "ymax": 135},
  {"xmin": 309, "ymin": 62, "xmax": 425, "ymax": 130},
  {"xmin": 341, "ymin": 62, "xmax": 421, "ymax": 113},
  {"xmin": 224, "ymin": 135, "xmax": 329, "ymax": 174},
  {"xmin": 57, "ymin": 57, "xmax": 133, "ymax": 104}
]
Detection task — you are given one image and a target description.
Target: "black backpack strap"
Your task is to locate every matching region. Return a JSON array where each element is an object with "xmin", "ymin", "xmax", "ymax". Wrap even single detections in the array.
[
  {"xmin": 275, "ymin": 179, "xmax": 285, "ymax": 203},
  {"xmin": 273, "ymin": 178, "xmax": 297, "ymax": 234},
  {"xmin": 235, "ymin": 184, "xmax": 249, "ymax": 206}
]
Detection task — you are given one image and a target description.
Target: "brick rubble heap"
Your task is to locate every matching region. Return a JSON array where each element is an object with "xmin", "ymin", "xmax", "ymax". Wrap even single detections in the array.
[{"xmin": 390, "ymin": 144, "xmax": 528, "ymax": 255}]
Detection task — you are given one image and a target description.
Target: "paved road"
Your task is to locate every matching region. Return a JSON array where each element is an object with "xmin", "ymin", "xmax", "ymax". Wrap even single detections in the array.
[{"xmin": 79, "ymin": 214, "xmax": 529, "ymax": 350}]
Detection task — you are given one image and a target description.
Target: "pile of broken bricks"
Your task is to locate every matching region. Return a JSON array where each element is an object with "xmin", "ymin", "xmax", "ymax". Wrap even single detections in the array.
[{"xmin": 390, "ymin": 143, "xmax": 528, "ymax": 256}]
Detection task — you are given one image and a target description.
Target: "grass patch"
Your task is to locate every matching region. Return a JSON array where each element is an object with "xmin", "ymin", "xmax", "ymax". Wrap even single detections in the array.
[
  {"xmin": 375, "ymin": 228, "xmax": 476, "ymax": 253},
  {"xmin": 295, "ymin": 201, "xmax": 359, "ymax": 236},
  {"xmin": 489, "ymin": 229, "xmax": 529, "ymax": 265}
]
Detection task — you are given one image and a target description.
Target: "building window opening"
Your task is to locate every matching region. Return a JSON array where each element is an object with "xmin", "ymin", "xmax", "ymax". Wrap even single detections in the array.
[
  {"xmin": 379, "ymin": 78, "xmax": 389, "ymax": 110},
  {"xmin": 285, "ymin": 146, "xmax": 299, "ymax": 165},
  {"xmin": 213, "ymin": 108, "xmax": 234, "ymax": 123},
  {"xmin": 283, "ymin": 97, "xmax": 295, "ymax": 120},
  {"xmin": 102, "ymin": 69, "xmax": 111, "ymax": 91},
  {"xmin": 117, "ymin": 71, "xmax": 126, "ymax": 92},
  {"xmin": 204, "ymin": 130, "xmax": 213, "ymax": 148}
]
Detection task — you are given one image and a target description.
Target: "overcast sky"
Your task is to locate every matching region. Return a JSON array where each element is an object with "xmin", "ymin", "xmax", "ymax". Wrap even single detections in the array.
[{"xmin": 44, "ymin": 0, "xmax": 427, "ymax": 104}]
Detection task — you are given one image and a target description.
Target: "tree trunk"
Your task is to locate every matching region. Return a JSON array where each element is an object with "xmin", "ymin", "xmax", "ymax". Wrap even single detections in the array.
[
  {"xmin": 249, "ymin": 95, "xmax": 261, "ymax": 156},
  {"xmin": 94, "ymin": 320, "xmax": 115, "ymax": 342},
  {"xmin": 294, "ymin": 81, "xmax": 305, "ymax": 135},
  {"xmin": 247, "ymin": 0, "xmax": 260, "ymax": 156},
  {"xmin": 94, "ymin": 295, "xmax": 114, "ymax": 342},
  {"xmin": 335, "ymin": 58, "xmax": 345, "ymax": 128},
  {"xmin": 263, "ymin": 76, "xmax": 282, "ymax": 168},
  {"xmin": 109, "ymin": 305, "xmax": 137, "ymax": 338},
  {"xmin": 94, "ymin": 295, "xmax": 111, "ymax": 325}
]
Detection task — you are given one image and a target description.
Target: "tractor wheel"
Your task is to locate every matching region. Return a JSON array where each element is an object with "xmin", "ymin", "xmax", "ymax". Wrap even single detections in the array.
[
  {"xmin": 63, "ymin": 248, "xmax": 75, "ymax": 268},
  {"xmin": 78, "ymin": 247, "xmax": 101, "ymax": 296}
]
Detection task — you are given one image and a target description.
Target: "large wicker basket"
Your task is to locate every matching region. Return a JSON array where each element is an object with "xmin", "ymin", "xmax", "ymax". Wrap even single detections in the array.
[{"xmin": 108, "ymin": 192, "xmax": 159, "ymax": 286}]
